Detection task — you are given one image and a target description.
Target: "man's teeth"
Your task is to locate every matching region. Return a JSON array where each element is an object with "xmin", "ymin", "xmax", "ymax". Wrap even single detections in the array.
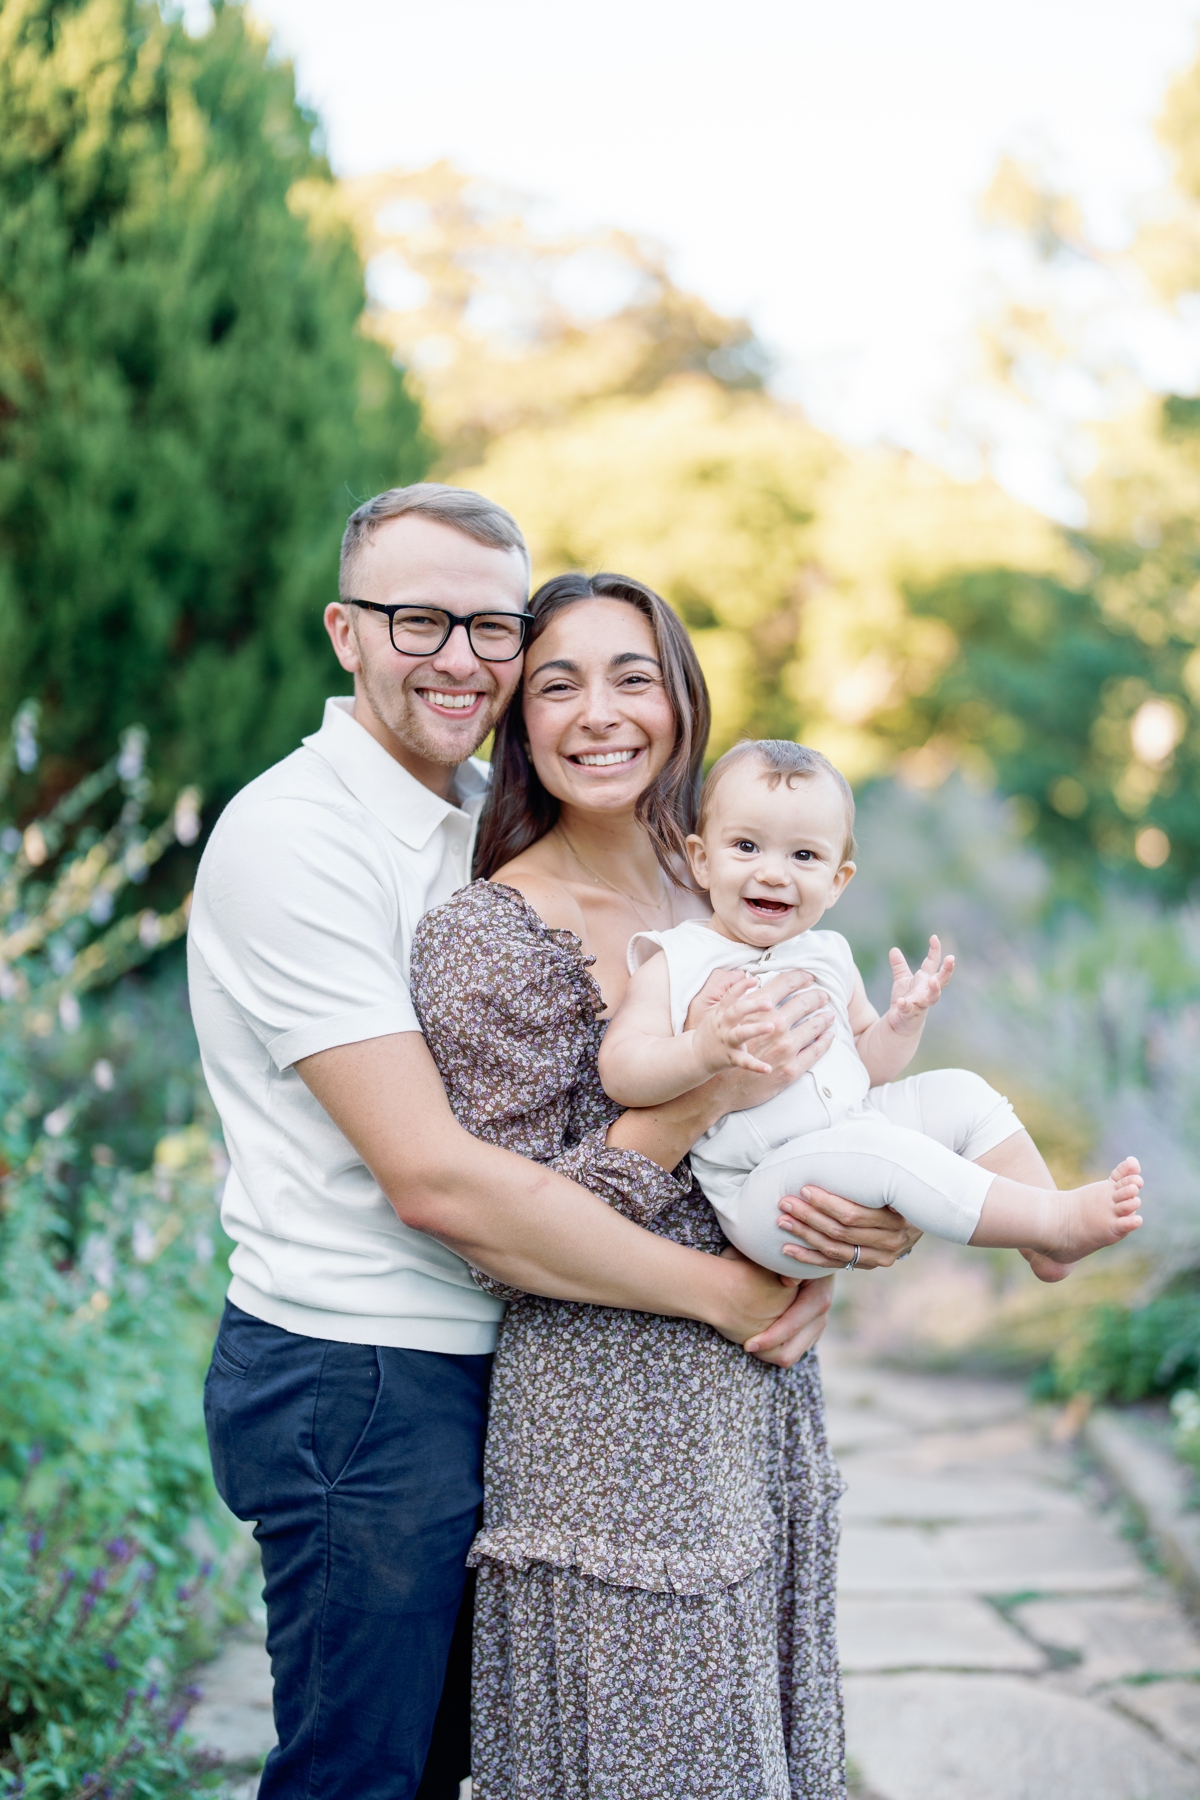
[
  {"xmin": 421, "ymin": 691, "xmax": 479, "ymax": 710},
  {"xmin": 574, "ymin": 750, "xmax": 639, "ymax": 767}
]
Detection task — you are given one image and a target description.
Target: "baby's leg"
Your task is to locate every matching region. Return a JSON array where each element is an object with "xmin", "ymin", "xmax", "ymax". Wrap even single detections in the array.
[
  {"xmin": 725, "ymin": 1120, "xmax": 996, "ymax": 1276},
  {"xmin": 975, "ymin": 1131, "xmax": 1054, "ymax": 1186},
  {"xmin": 971, "ymin": 1159, "xmax": 1143, "ymax": 1262},
  {"xmin": 722, "ymin": 1120, "xmax": 1143, "ymax": 1277},
  {"xmin": 873, "ymin": 1069, "xmax": 1102, "ymax": 1274},
  {"xmin": 867, "ymin": 1068, "xmax": 1029, "ymax": 1165}
]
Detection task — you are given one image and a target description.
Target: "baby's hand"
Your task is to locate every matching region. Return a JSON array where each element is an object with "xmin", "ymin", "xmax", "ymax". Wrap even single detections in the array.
[
  {"xmin": 694, "ymin": 976, "xmax": 779, "ymax": 1076},
  {"xmin": 884, "ymin": 935, "xmax": 954, "ymax": 1032}
]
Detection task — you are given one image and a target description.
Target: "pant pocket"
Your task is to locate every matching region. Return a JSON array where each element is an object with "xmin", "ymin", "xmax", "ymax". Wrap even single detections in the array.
[{"xmin": 312, "ymin": 1341, "xmax": 381, "ymax": 1487}]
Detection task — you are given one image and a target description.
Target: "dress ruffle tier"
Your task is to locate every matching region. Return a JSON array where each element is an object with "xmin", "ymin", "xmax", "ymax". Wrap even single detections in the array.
[{"xmin": 410, "ymin": 881, "xmax": 845, "ymax": 1800}]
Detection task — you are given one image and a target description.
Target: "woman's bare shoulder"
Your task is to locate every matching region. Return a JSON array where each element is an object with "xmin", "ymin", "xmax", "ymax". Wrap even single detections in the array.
[{"xmin": 490, "ymin": 850, "xmax": 588, "ymax": 937}]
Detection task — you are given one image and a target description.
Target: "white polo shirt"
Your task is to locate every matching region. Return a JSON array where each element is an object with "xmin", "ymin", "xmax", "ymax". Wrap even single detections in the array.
[{"xmin": 187, "ymin": 696, "xmax": 504, "ymax": 1353}]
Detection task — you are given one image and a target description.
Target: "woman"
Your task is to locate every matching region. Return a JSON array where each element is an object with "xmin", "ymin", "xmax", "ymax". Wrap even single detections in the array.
[{"xmin": 409, "ymin": 574, "xmax": 918, "ymax": 1799}]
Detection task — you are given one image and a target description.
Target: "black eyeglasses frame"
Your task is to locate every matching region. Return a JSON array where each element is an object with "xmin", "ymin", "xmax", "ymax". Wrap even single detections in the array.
[{"xmin": 344, "ymin": 599, "xmax": 535, "ymax": 663}]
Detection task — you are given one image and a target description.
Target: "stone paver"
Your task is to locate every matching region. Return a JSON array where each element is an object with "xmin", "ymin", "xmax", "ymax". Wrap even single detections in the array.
[
  {"xmin": 825, "ymin": 1330, "xmax": 1200, "ymax": 1799},
  {"xmin": 194, "ymin": 1332, "xmax": 1200, "ymax": 1799},
  {"xmin": 189, "ymin": 1623, "xmax": 275, "ymax": 1769},
  {"xmin": 839, "ymin": 1596, "xmax": 1043, "ymax": 1672},
  {"xmin": 844, "ymin": 1673, "xmax": 1198, "ymax": 1800}
]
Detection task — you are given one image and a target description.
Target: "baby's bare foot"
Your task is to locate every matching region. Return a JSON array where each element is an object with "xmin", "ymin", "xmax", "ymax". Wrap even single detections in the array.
[
  {"xmin": 1020, "ymin": 1247, "xmax": 1076, "ymax": 1284},
  {"xmin": 1044, "ymin": 1156, "xmax": 1143, "ymax": 1262}
]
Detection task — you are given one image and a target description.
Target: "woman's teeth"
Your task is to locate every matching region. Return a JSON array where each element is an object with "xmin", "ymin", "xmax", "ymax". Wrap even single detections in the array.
[
  {"xmin": 573, "ymin": 750, "xmax": 640, "ymax": 767},
  {"xmin": 421, "ymin": 690, "xmax": 479, "ymax": 710}
]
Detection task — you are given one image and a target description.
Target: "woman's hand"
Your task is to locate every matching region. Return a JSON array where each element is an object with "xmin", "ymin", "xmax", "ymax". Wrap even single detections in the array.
[
  {"xmin": 712, "ymin": 1246, "xmax": 833, "ymax": 1366},
  {"xmin": 684, "ymin": 969, "xmax": 835, "ymax": 1110},
  {"xmin": 775, "ymin": 1186, "xmax": 922, "ymax": 1270},
  {"xmin": 692, "ymin": 976, "xmax": 779, "ymax": 1077}
]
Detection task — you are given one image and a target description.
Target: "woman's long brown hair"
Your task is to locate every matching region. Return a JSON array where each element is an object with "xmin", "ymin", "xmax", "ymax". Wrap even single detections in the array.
[{"xmin": 473, "ymin": 572, "xmax": 711, "ymax": 883}]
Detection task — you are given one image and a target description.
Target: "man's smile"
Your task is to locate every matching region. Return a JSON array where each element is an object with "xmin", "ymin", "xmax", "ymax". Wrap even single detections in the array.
[{"xmin": 416, "ymin": 687, "xmax": 486, "ymax": 715}]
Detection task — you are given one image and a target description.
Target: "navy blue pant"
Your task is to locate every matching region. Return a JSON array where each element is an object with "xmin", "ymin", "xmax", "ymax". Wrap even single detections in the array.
[{"xmin": 204, "ymin": 1301, "xmax": 491, "ymax": 1799}]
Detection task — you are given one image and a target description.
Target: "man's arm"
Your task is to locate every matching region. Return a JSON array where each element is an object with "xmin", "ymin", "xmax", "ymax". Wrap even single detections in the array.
[{"xmin": 296, "ymin": 1030, "xmax": 827, "ymax": 1359}]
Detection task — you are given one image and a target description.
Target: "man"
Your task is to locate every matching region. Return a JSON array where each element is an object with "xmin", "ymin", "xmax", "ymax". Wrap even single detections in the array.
[{"xmin": 190, "ymin": 484, "xmax": 850, "ymax": 1800}]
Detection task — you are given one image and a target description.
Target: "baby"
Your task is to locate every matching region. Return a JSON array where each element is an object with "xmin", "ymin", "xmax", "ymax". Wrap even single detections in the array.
[{"xmin": 599, "ymin": 739, "xmax": 1143, "ymax": 1278}]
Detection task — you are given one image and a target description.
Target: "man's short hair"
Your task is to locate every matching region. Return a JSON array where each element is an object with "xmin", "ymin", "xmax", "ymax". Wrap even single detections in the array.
[
  {"xmin": 698, "ymin": 738, "xmax": 857, "ymax": 862},
  {"xmin": 338, "ymin": 483, "xmax": 531, "ymax": 598}
]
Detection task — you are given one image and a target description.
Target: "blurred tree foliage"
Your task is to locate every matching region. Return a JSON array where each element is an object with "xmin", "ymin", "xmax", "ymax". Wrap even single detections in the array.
[
  {"xmin": 345, "ymin": 165, "xmax": 1064, "ymax": 766},
  {"xmin": 868, "ymin": 50, "xmax": 1200, "ymax": 898},
  {"xmin": 348, "ymin": 53, "xmax": 1200, "ymax": 897},
  {"xmin": 0, "ymin": 0, "xmax": 427, "ymax": 817}
]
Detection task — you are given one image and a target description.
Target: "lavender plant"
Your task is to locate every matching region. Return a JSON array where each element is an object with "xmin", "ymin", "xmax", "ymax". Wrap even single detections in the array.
[
  {"xmin": 0, "ymin": 707, "xmax": 231, "ymax": 1796},
  {"xmin": 838, "ymin": 776, "xmax": 1200, "ymax": 1393}
]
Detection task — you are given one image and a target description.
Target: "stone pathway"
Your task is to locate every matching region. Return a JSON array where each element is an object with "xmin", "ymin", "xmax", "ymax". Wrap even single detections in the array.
[
  {"xmin": 190, "ymin": 1336, "xmax": 1200, "ymax": 1799},
  {"xmin": 824, "ymin": 1331, "xmax": 1200, "ymax": 1799}
]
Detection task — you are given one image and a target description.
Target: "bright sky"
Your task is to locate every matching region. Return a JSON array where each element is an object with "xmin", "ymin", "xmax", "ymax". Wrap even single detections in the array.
[{"xmin": 206, "ymin": 0, "xmax": 1200, "ymax": 508}]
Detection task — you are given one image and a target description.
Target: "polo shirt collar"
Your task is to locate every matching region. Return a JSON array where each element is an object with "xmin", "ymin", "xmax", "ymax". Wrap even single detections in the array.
[{"xmin": 303, "ymin": 697, "xmax": 487, "ymax": 851}]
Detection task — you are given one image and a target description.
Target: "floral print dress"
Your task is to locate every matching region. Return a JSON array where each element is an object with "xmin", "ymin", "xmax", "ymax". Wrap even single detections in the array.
[{"xmin": 409, "ymin": 881, "xmax": 845, "ymax": 1800}]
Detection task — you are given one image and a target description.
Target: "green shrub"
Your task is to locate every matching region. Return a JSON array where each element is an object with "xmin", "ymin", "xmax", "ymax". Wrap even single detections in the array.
[
  {"xmin": 0, "ymin": 0, "xmax": 429, "ymax": 817},
  {"xmin": 0, "ymin": 731, "xmax": 234, "ymax": 1794},
  {"xmin": 1033, "ymin": 1288, "xmax": 1200, "ymax": 1404}
]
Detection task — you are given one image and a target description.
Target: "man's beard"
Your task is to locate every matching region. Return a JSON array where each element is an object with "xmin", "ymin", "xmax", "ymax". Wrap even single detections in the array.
[{"xmin": 357, "ymin": 654, "xmax": 504, "ymax": 766}]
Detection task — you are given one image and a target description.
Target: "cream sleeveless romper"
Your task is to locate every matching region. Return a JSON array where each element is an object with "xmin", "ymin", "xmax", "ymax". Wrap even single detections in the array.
[{"xmin": 628, "ymin": 920, "xmax": 1023, "ymax": 1274}]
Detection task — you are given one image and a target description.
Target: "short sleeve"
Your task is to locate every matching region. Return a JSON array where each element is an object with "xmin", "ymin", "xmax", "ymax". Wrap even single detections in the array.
[
  {"xmin": 821, "ymin": 931, "xmax": 861, "ymax": 1004},
  {"xmin": 189, "ymin": 794, "xmax": 419, "ymax": 1070}
]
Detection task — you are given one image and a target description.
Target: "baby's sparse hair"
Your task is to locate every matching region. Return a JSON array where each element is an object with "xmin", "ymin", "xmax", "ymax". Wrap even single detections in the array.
[{"xmin": 698, "ymin": 740, "xmax": 857, "ymax": 863}]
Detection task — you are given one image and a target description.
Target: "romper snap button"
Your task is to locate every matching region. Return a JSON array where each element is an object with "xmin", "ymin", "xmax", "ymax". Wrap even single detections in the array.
[{"xmin": 822, "ymin": 1086, "xmax": 832, "ymax": 1097}]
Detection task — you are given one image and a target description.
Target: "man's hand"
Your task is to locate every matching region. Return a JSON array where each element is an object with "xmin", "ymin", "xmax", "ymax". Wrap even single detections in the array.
[
  {"xmin": 775, "ymin": 1186, "xmax": 923, "ymax": 1269},
  {"xmin": 710, "ymin": 1247, "xmax": 833, "ymax": 1365},
  {"xmin": 883, "ymin": 935, "xmax": 955, "ymax": 1035},
  {"xmin": 743, "ymin": 1265, "xmax": 834, "ymax": 1365}
]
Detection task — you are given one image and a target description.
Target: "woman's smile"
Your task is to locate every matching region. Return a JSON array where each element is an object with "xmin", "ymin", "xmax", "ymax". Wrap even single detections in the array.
[{"xmin": 566, "ymin": 746, "xmax": 647, "ymax": 769}]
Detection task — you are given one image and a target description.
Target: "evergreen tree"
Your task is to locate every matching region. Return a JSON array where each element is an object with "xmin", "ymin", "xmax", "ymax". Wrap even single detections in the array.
[{"xmin": 0, "ymin": 0, "xmax": 428, "ymax": 812}]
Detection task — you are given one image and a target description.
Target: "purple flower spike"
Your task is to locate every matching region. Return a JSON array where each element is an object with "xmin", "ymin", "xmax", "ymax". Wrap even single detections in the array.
[
  {"xmin": 88, "ymin": 1565, "xmax": 109, "ymax": 1594},
  {"xmin": 103, "ymin": 1651, "xmax": 119, "ymax": 1670},
  {"xmin": 27, "ymin": 1528, "xmax": 45, "ymax": 1556},
  {"xmin": 145, "ymin": 1682, "xmax": 158, "ymax": 1704},
  {"xmin": 27, "ymin": 1444, "xmax": 43, "ymax": 1468},
  {"xmin": 105, "ymin": 1537, "xmax": 132, "ymax": 1563}
]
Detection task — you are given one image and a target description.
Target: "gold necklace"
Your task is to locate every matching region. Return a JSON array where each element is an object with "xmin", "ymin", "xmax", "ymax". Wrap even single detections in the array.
[{"xmin": 555, "ymin": 825, "xmax": 670, "ymax": 929}]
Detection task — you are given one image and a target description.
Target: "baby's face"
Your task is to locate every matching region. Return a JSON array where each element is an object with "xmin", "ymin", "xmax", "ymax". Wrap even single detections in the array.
[{"xmin": 687, "ymin": 761, "xmax": 855, "ymax": 947}]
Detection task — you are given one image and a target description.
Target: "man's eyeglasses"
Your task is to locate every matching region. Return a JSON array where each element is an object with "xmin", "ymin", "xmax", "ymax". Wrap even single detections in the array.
[{"xmin": 345, "ymin": 600, "xmax": 534, "ymax": 663}]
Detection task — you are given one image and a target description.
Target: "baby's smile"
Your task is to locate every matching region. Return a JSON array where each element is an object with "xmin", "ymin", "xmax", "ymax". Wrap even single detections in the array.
[{"xmin": 743, "ymin": 896, "xmax": 794, "ymax": 919}]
